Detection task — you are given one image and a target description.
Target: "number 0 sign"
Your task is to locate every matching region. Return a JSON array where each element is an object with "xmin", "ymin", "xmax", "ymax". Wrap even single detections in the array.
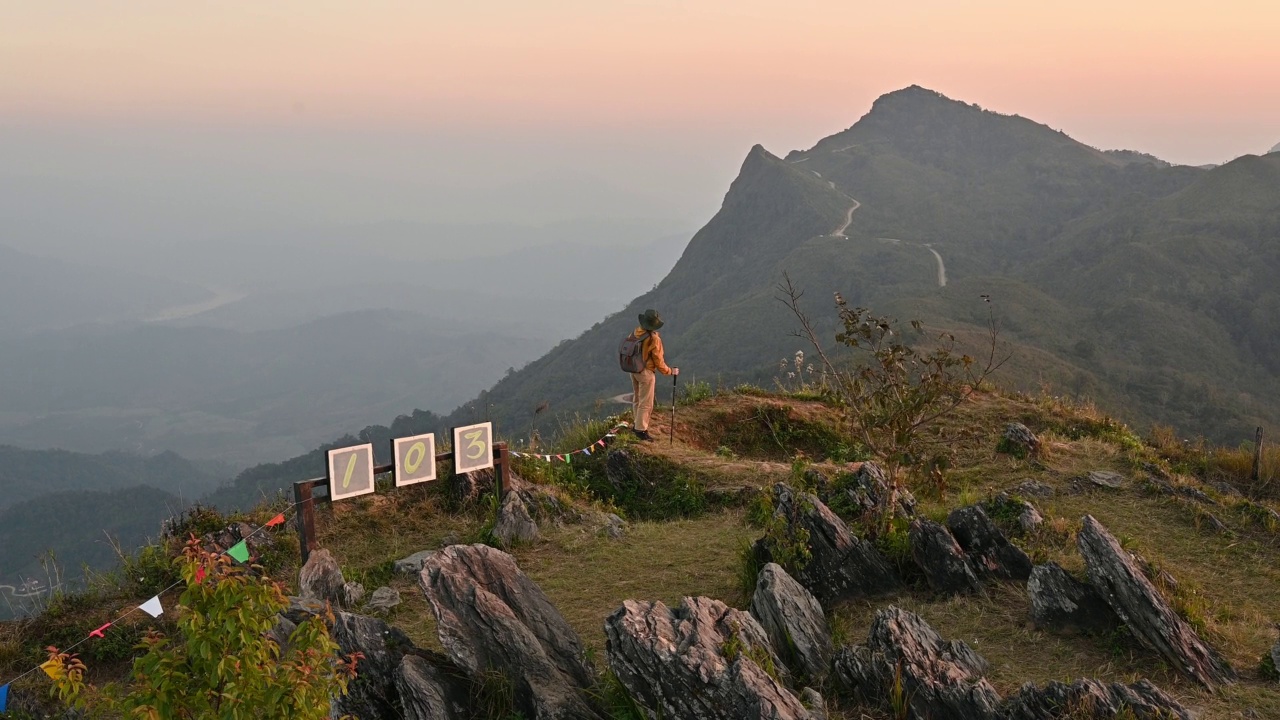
[
  {"xmin": 452, "ymin": 422, "xmax": 494, "ymax": 475},
  {"xmin": 327, "ymin": 443, "xmax": 375, "ymax": 502},
  {"xmin": 393, "ymin": 433, "xmax": 437, "ymax": 487}
]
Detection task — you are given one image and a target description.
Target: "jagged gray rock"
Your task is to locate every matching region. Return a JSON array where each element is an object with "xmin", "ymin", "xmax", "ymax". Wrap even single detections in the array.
[
  {"xmin": 749, "ymin": 563, "xmax": 833, "ymax": 683},
  {"xmin": 1026, "ymin": 562, "xmax": 1118, "ymax": 633},
  {"xmin": 1267, "ymin": 641, "xmax": 1280, "ymax": 681},
  {"xmin": 1001, "ymin": 678, "xmax": 1191, "ymax": 719},
  {"xmin": 605, "ymin": 596, "xmax": 813, "ymax": 720},
  {"xmin": 328, "ymin": 612, "xmax": 417, "ymax": 719},
  {"xmin": 909, "ymin": 519, "xmax": 983, "ymax": 595},
  {"xmin": 799, "ymin": 688, "xmax": 826, "ymax": 720},
  {"xmin": 1087, "ymin": 470, "xmax": 1126, "ymax": 489},
  {"xmin": 396, "ymin": 654, "xmax": 472, "ymax": 720},
  {"xmin": 367, "ymin": 586, "xmax": 401, "ymax": 614},
  {"xmin": 420, "ymin": 543, "xmax": 604, "ymax": 719},
  {"xmin": 494, "ymin": 489, "xmax": 540, "ymax": 547},
  {"xmin": 831, "ymin": 606, "xmax": 1001, "ymax": 720},
  {"xmin": 832, "ymin": 461, "xmax": 916, "ymax": 518},
  {"xmin": 602, "ymin": 513, "xmax": 626, "ymax": 539},
  {"xmin": 754, "ymin": 483, "xmax": 899, "ymax": 604},
  {"xmin": 299, "ymin": 548, "xmax": 348, "ymax": 607},
  {"xmin": 947, "ymin": 506, "xmax": 1032, "ymax": 581},
  {"xmin": 984, "ymin": 492, "xmax": 1043, "ymax": 534},
  {"xmin": 395, "ymin": 550, "xmax": 435, "ymax": 575},
  {"xmin": 1000, "ymin": 423, "xmax": 1039, "ymax": 457},
  {"xmin": 1078, "ymin": 515, "xmax": 1235, "ymax": 687},
  {"xmin": 1011, "ymin": 479, "xmax": 1054, "ymax": 499},
  {"xmin": 343, "ymin": 581, "xmax": 365, "ymax": 608}
]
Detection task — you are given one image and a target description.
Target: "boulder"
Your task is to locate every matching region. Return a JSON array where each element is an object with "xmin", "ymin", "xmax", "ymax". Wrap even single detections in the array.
[
  {"xmin": 983, "ymin": 493, "xmax": 1043, "ymax": 534},
  {"xmin": 946, "ymin": 506, "xmax": 1032, "ymax": 581},
  {"xmin": 299, "ymin": 548, "xmax": 347, "ymax": 607},
  {"xmin": 493, "ymin": 490, "xmax": 540, "ymax": 547},
  {"xmin": 1266, "ymin": 640, "xmax": 1280, "ymax": 681},
  {"xmin": 1087, "ymin": 470, "xmax": 1126, "ymax": 489},
  {"xmin": 1011, "ymin": 479, "xmax": 1054, "ymax": 499},
  {"xmin": 367, "ymin": 586, "xmax": 401, "ymax": 614},
  {"xmin": 420, "ymin": 544, "xmax": 603, "ymax": 719},
  {"xmin": 395, "ymin": 550, "xmax": 435, "ymax": 576},
  {"xmin": 1077, "ymin": 515, "xmax": 1235, "ymax": 687},
  {"xmin": 749, "ymin": 563, "xmax": 834, "ymax": 683},
  {"xmin": 999, "ymin": 423, "xmax": 1040, "ymax": 458},
  {"xmin": 1026, "ymin": 563, "xmax": 1118, "ymax": 634},
  {"xmin": 605, "ymin": 596, "xmax": 813, "ymax": 720},
  {"xmin": 396, "ymin": 654, "xmax": 472, "ymax": 720},
  {"xmin": 831, "ymin": 606, "xmax": 1001, "ymax": 720},
  {"xmin": 1001, "ymin": 678, "xmax": 1191, "ymax": 719},
  {"xmin": 798, "ymin": 687, "xmax": 826, "ymax": 720},
  {"xmin": 909, "ymin": 519, "xmax": 982, "ymax": 595},
  {"xmin": 602, "ymin": 513, "xmax": 626, "ymax": 539},
  {"xmin": 831, "ymin": 461, "xmax": 916, "ymax": 519},
  {"xmin": 281, "ymin": 595, "xmax": 327, "ymax": 624},
  {"xmin": 754, "ymin": 483, "xmax": 899, "ymax": 604}
]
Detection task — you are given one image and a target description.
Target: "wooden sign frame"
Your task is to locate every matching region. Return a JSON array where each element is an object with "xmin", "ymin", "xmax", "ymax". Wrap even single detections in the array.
[
  {"xmin": 327, "ymin": 443, "xmax": 376, "ymax": 501},
  {"xmin": 393, "ymin": 432, "xmax": 437, "ymax": 487}
]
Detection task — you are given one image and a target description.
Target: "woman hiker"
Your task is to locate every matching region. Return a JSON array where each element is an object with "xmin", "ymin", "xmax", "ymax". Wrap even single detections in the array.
[{"xmin": 626, "ymin": 309, "xmax": 678, "ymax": 441}]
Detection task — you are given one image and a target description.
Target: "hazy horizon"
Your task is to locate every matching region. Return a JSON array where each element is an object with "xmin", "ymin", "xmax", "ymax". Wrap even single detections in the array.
[{"xmin": 4, "ymin": 1, "xmax": 1277, "ymax": 279}]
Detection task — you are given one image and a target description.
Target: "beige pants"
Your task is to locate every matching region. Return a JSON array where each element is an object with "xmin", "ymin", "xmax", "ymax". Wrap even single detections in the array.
[{"xmin": 631, "ymin": 369, "xmax": 656, "ymax": 432}]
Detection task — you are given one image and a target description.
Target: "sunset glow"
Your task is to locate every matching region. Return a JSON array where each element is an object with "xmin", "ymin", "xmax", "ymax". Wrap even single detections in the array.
[{"xmin": 3, "ymin": 1, "xmax": 1277, "ymax": 165}]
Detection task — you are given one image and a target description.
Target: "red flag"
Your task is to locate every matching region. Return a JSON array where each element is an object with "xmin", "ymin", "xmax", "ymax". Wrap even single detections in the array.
[
  {"xmin": 597, "ymin": 439, "xmax": 605, "ymax": 447},
  {"xmin": 265, "ymin": 513, "xmax": 286, "ymax": 527},
  {"xmin": 89, "ymin": 622, "xmax": 112, "ymax": 639}
]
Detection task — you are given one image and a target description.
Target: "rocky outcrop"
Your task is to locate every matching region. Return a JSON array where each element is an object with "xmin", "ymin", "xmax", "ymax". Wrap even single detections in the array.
[
  {"xmin": 605, "ymin": 596, "xmax": 813, "ymax": 720},
  {"xmin": 946, "ymin": 506, "xmax": 1032, "ymax": 581},
  {"xmin": 749, "ymin": 563, "xmax": 833, "ymax": 683},
  {"xmin": 754, "ymin": 483, "xmax": 899, "ymax": 604},
  {"xmin": 1001, "ymin": 678, "xmax": 1191, "ymax": 719},
  {"xmin": 1077, "ymin": 515, "xmax": 1235, "ymax": 687},
  {"xmin": 396, "ymin": 654, "xmax": 472, "ymax": 720},
  {"xmin": 909, "ymin": 519, "xmax": 982, "ymax": 595},
  {"xmin": 419, "ymin": 544, "xmax": 604, "ymax": 719},
  {"xmin": 831, "ymin": 606, "xmax": 1001, "ymax": 720},
  {"xmin": 1026, "ymin": 563, "xmax": 1118, "ymax": 633},
  {"xmin": 493, "ymin": 490, "xmax": 540, "ymax": 547},
  {"xmin": 299, "ymin": 548, "xmax": 348, "ymax": 607},
  {"xmin": 343, "ymin": 581, "xmax": 366, "ymax": 608}
]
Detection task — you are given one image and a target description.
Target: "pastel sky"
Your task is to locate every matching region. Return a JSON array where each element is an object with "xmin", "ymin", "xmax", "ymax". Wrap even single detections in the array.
[{"xmin": 2, "ymin": 1, "xmax": 1278, "ymax": 235}]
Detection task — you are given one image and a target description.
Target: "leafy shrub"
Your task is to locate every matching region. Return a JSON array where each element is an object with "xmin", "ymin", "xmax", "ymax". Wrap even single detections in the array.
[{"xmin": 47, "ymin": 538, "xmax": 359, "ymax": 719}]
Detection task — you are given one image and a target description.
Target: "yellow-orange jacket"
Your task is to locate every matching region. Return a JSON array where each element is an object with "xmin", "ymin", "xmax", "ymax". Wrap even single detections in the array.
[{"xmin": 632, "ymin": 326, "xmax": 672, "ymax": 375}]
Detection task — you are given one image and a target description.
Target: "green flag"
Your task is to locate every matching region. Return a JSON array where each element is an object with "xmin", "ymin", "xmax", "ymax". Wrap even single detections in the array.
[{"xmin": 227, "ymin": 540, "xmax": 250, "ymax": 563}]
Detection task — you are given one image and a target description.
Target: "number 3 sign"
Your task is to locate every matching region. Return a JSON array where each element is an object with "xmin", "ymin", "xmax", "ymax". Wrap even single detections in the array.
[{"xmin": 452, "ymin": 422, "xmax": 494, "ymax": 474}]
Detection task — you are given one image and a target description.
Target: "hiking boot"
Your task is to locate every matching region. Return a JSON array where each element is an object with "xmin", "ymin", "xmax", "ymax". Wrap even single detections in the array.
[{"xmin": 634, "ymin": 429, "xmax": 653, "ymax": 441}]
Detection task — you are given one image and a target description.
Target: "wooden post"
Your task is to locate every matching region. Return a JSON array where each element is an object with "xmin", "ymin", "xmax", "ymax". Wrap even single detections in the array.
[
  {"xmin": 294, "ymin": 480, "xmax": 317, "ymax": 566},
  {"xmin": 495, "ymin": 442, "xmax": 511, "ymax": 498},
  {"xmin": 1252, "ymin": 426, "xmax": 1264, "ymax": 485}
]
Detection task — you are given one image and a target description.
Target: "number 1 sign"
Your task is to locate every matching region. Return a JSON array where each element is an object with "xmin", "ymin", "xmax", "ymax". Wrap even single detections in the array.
[
  {"xmin": 327, "ymin": 443, "xmax": 375, "ymax": 501},
  {"xmin": 452, "ymin": 422, "xmax": 494, "ymax": 475},
  {"xmin": 393, "ymin": 433, "xmax": 437, "ymax": 487}
]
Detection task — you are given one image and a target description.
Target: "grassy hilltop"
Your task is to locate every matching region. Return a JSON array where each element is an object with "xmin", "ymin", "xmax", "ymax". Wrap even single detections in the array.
[{"xmin": 3, "ymin": 380, "xmax": 1279, "ymax": 718}]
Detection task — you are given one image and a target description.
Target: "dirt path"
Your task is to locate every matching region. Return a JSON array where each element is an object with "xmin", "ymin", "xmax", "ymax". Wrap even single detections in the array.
[
  {"xmin": 924, "ymin": 245, "xmax": 947, "ymax": 287},
  {"xmin": 145, "ymin": 285, "xmax": 247, "ymax": 323}
]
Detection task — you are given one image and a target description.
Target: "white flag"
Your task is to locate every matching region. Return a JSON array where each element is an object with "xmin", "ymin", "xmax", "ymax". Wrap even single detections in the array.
[{"xmin": 139, "ymin": 595, "xmax": 164, "ymax": 618}]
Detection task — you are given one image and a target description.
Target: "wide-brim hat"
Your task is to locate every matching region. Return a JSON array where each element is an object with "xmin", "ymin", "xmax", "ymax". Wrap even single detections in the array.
[{"xmin": 638, "ymin": 309, "xmax": 664, "ymax": 331}]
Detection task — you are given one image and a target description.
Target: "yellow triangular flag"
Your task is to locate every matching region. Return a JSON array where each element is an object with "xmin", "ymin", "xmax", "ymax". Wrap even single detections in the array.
[{"xmin": 40, "ymin": 658, "xmax": 65, "ymax": 681}]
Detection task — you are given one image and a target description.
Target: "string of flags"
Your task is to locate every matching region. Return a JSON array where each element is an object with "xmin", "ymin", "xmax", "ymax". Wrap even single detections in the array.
[
  {"xmin": 508, "ymin": 422, "xmax": 629, "ymax": 464},
  {"xmin": 0, "ymin": 507, "xmax": 293, "ymax": 712}
]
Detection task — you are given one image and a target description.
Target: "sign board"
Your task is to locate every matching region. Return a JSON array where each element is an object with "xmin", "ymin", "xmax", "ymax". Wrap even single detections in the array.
[
  {"xmin": 327, "ymin": 443, "xmax": 375, "ymax": 501},
  {"xmin": 393, "ymin": 433, "xmax": 437, "ymax": 487},
  {"xmin": 452, "ymin": 422, "xmax": 494, "ymax": 475}
]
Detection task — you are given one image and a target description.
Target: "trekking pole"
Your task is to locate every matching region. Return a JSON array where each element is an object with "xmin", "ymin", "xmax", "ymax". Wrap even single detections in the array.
[{"xmin": 671, "ymin": 372, "xmax": 678, "ymax": 445}]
